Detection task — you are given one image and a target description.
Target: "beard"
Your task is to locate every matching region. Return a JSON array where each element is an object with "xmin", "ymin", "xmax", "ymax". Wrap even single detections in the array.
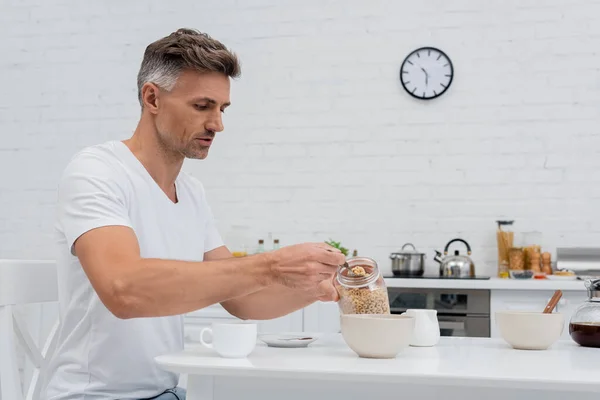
[
  {"xmin": 155, "ymin": 128, "xmax": 213, "ymax": 160},
  {"xmin": 181, "ymin": 139, "xmax": 211, "ymax": 160}
]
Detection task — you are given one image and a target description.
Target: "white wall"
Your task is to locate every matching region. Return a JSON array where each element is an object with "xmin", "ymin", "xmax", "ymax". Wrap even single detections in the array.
[{"xmin": 2, "ymin": 0, "xmax": 600, "ymax": 277}]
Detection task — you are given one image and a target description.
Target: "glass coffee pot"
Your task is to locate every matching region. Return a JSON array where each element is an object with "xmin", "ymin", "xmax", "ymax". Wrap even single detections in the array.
[{"xmin": 569, "ymin": 278, "xmax": 600, "ymax": 348}]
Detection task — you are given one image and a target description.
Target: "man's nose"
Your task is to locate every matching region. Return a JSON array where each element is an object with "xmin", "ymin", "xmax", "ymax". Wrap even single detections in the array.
[{"xmin": 206, "ymin": 111, "xmax": 224, "ymax": 133}]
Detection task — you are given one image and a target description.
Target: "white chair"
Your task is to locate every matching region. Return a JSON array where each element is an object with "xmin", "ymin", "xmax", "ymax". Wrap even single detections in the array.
[{"xmin": 0, "ymin": 259, "xmax": 59, "ymax": 400}]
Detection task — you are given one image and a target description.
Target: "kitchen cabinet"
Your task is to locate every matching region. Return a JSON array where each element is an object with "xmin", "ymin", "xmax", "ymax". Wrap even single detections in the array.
[
  {"xmin": 259, "ymin": 309, "xmax": 304, "ymax": 332},
  {"xmin": 303, "ymin": 302, "xmax": 340, "ymax": 333}
]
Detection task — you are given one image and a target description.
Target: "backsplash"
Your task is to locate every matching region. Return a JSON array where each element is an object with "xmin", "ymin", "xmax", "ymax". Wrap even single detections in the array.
[{"xmin": 2, "ymin": 1, "xmax": 600, "ymax": 277}]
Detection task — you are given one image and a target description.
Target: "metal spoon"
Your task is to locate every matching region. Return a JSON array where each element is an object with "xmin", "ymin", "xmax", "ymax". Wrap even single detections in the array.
[
  {"xmin": 342, "ymin": 262, "xmax": 369, "ymax": 277},
  {"xmin": 340, "ymin": 261, "xmax": 356, "ymax": 276}
]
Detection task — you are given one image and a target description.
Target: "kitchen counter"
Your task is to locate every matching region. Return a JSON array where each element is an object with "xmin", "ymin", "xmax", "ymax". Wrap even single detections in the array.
[
  {"xmin": 156, "ymin": 335, "xmax": 599, "ymax": 400},
  {"xmin": 384, "ymin": 277, "xmax": 587, "ymax": 291}
]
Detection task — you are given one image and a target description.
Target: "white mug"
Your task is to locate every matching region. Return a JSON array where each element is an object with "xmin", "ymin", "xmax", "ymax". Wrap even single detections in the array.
[
  {"xmin": 405, "ymin": 309, "xmax": 440, "ymax": 347},
  {"xmin": 200, "ymin": 321, "xmax": 257, "ymax": 358}
]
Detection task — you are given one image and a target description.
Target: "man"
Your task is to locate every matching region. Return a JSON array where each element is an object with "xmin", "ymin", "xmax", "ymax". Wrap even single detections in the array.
[{"xmin": 44, "ymin": 28, "xmax": 345, "ymax": 400}]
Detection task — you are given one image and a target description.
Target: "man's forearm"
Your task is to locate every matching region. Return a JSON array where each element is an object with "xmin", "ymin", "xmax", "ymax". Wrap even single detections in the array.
[
  {"xmin": 111, "ymin": 254, "xmax": 274, "ymax": 318},
  {"xmin": 221, "ymin": 284, "xmax": 317, "ymax": 320},
  {"xmin": 205, "ymin": 246, "xmax": 323, "ymax": 320}
]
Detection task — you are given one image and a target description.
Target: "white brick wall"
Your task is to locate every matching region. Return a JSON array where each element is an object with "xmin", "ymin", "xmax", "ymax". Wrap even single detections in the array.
[{"xmin": 2, "ymin": 0, "xmax": 600, "ymax": 277}]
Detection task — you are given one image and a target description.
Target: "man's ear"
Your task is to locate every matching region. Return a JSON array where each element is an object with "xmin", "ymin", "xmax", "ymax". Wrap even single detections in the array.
[{"xmin": 141, "ymin": 82, "xmax": 161, "ymax": 114}]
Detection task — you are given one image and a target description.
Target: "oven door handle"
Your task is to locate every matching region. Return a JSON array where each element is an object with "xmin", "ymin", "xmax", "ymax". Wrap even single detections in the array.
[{"xmin": 438, "ymin": 320, "xmax": 465, "ymax": 330}]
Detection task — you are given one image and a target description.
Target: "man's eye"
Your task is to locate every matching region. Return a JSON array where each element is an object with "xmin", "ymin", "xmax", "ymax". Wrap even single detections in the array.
[{"xmin": 194, "ymin": 104, "xmax": 208, "ymax": 110}]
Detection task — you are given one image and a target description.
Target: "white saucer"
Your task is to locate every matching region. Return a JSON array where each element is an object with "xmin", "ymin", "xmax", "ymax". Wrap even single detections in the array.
[{"xmin": 258, "ymin": 333, "xmax": 319, "ymax": 348}]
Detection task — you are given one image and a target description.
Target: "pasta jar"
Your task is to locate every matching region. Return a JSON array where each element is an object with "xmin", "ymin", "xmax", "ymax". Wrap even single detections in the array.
[{"xmin": 334, "ymin": 256, "xmax": 390, "ymax": 315}]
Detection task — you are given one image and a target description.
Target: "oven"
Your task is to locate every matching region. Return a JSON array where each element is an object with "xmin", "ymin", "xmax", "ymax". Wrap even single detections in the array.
[{"xmin": 387, "ymin": 287, "xmax": 491, "ymax": 337}]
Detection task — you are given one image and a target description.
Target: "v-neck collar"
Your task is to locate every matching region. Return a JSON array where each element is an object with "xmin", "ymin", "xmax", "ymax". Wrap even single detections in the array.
[{"xmin": 113, "ymin": 140, "xmax": 182, "ymax": 206}]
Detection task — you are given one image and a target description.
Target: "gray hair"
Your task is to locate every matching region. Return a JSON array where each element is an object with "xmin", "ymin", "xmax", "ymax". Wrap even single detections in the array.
[{"xmin": 136, "ymin": 28, "xmax": 241, "ymax": 107}]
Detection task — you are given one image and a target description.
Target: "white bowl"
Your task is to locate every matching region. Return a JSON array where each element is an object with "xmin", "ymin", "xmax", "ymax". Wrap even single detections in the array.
[
  {"xmin": 495, "ymin": 311, "xmax": 564, "ymax": 350},
  {"xmin": 341, "ymin": 314, "xmax": 415, "ymax": 358}
]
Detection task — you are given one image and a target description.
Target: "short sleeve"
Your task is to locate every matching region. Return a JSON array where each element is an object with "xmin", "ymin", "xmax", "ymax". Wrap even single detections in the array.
[{"xmin": 56, "ymin": 151, "xmax": 133, "ymax": 254}]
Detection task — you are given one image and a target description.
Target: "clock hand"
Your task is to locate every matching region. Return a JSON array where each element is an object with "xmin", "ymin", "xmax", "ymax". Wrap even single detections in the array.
[{"xmin": 420, "ymin": 67, "xmax": 429, "ymax": 86}]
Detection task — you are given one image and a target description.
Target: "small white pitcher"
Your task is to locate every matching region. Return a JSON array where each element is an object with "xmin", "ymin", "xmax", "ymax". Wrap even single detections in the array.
[{"xmin": 405, "ymin": 309, "xmax": 440, "ymax": 347}]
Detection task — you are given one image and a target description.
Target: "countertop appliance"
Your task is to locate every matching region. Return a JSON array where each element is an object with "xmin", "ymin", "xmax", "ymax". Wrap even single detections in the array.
[
  {"xmin": 388, "ymin": 287, "xmax": 490, "ymax": 338},
  {"xmin": 557, "ymin": 247, "xmax": 600, "ymax": 278}
]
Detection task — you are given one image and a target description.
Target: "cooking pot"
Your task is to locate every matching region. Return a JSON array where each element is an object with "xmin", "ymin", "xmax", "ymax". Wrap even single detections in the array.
[
  {"xmin": 434, "ymin": 238, "xmax": 475, "ymax": 277},
  {"xmin": 390, "ymin": 243, "xmax": 426, "ymax": 277}
]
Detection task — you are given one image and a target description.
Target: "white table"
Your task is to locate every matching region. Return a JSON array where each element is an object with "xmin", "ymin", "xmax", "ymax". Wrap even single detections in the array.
[{"xmin": 155, "ymin": 335, "xmax": 600, "ymax": 400}]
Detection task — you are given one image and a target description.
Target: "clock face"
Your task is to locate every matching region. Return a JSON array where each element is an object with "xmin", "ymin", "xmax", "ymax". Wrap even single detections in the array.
[{"xmin": 399, "ymin": 47, "xmax": 454, "ymax": 100}]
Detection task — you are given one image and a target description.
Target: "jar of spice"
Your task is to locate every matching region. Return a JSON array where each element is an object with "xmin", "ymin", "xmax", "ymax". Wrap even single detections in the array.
[
  {"xmin": 334, "ymin": 257, "xmax": 390, "ymax": 315},
  {"xmin": 528, "ymin": 248, "xmax": 541, "ymax": 272},
  {"xmin": 541, "ymin": 252, "xmax": 552, "ymax": 275}
]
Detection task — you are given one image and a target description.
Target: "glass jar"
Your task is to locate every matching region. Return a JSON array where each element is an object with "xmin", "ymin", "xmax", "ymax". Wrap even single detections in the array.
[
  {"xmin": 496, "ymin": 220, "xmax": 514, "ymax": 278},
  {"xmin": 226, "ymin": 225, "xmax": 251, "ymax": 257},
  {"xmin": 508, "ymin": 247, "xmax": 525, "ymax": 271},
  {"xmin": 520, "ymin": 231, "xmax": 542, "ymax": 268},
  {"xmin": 334, "ymin": 256, "xmax": 390, "ymax": 315},
  {"xmin": 569, "ymin": 279, "xmax": 600, "ymax": 348}
]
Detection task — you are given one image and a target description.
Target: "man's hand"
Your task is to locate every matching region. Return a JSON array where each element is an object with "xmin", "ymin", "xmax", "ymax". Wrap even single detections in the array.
[
  {"xmin": 315, "ymin": 276, "xmax": 339, "ymax": 302},
  {"xmin": 216, "ymin": 242, "xmax": 344, "ymax": 320},
  {"xmin": 268, "ymin": 242, "xmax": 346, "ymax": 291}
]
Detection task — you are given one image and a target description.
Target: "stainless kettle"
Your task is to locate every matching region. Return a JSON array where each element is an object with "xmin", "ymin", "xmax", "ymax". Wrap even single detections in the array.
[{"xmin": 434, "ymin": 238, "xmax": 475, "ymax": 277}]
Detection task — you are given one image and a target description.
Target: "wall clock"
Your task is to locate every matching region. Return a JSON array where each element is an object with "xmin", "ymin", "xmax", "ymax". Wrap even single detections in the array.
[{"xmin": 399, "ymin": 47, "xmax": 454, "ymax": 100}]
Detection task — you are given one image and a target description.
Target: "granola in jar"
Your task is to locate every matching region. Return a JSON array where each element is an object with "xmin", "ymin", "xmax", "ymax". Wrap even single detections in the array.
[{"xmin": 335, "ymin": 257, "xmax": 390, "ymax": 315}]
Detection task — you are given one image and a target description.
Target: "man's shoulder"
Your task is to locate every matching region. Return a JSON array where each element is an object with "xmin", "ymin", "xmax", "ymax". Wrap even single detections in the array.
[
  {"xmin": 58, "ymin": 141, "xmax": 131, "ymax": 196},
  {"xmin": 68, "ymin": 140, "xmax": 120, "ymax": 165},
  {"xmin": 62, "ymin": 141, "xmax": 124, "ymax": 178}
]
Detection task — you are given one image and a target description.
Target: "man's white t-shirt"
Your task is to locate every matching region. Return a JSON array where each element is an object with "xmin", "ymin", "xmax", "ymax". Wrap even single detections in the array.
[{"xmin": 44, "ymin": 140, "xmax": 224, "ymax": 400}]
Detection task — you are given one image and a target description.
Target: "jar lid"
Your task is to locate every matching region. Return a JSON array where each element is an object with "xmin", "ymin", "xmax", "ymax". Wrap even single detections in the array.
[{"xmin": 496, "ymin": 220, "xmax": 514, "ymax": 227}]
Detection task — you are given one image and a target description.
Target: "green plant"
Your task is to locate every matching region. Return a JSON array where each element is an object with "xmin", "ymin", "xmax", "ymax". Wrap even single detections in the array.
[{"xmin": 325, "ymin": 239, "xmax": 349, "ymax": 256}]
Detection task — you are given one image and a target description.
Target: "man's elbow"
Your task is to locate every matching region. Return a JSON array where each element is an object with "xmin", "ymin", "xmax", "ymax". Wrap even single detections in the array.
[
  {"xmin": 109, "ymin": 304, "xmax": 135, "ymax": 320},
  {"xmin": 101, "ymin": 278, "xmax": 141, "ymax": 320},
  {"xmin": 221, "ymin": 301, "xmax": 251, "ymax": 320},
  {"xmin": 221, "ymin": 300, "xmax": 280, "ymax": 321}
]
